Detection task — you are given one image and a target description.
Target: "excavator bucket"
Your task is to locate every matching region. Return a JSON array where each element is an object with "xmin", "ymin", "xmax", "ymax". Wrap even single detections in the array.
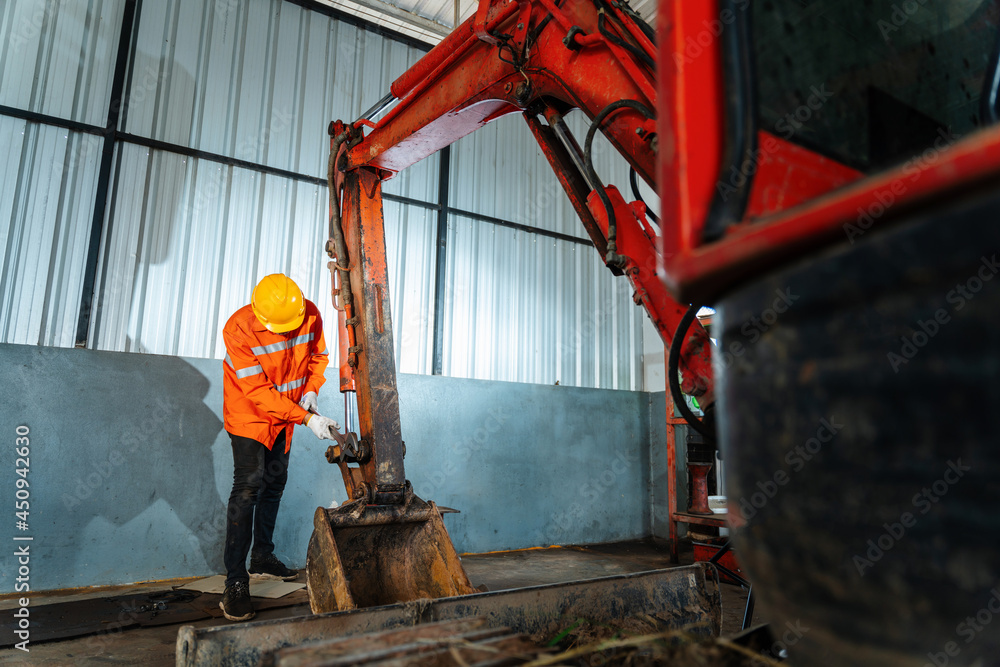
[{"xmin": 306, "ymin": 495, "xmax": 476, "ymax": 614}]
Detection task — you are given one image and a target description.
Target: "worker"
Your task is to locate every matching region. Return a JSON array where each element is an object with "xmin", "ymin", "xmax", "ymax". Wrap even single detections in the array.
[{"xmin": 219, "ymin": 273, "xmax": 339, "ymax": 622}]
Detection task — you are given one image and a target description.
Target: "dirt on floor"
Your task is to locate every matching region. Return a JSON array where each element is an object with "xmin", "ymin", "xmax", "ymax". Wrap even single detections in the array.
[{"xmin": 526, "ymin": 614, "xmax": 778, "ymax": 667}]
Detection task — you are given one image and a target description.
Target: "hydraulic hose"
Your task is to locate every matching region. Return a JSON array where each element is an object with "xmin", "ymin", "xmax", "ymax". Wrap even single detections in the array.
[
  {"xmin": 597, "ymin": 8, "xmax": 654, "ymax": 69},
  {"xmin": 327, "ymin": 131, "xmax": 352, "ymax": 309},
  {"xmin": 629, "ymin": 167, "xmax": 659, "ymax": 226},
  {"xmin": 668, "ymin": 304, "xmax": 715, "ymax": 440},
  {"xmin": 583, "ymin": 99, "xmax": 654, "ymax": 269}
]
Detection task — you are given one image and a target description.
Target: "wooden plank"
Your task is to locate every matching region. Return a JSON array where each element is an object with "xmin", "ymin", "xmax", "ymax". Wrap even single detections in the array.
[{"xmin": 672, "ymin": 511, "xmax": 727, "ymax": 528}]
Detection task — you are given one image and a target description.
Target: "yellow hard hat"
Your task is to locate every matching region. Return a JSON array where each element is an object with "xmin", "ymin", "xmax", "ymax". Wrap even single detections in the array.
[{"xmin": 251, "ymin": 274, "xmax": 305, "ymax": 333}]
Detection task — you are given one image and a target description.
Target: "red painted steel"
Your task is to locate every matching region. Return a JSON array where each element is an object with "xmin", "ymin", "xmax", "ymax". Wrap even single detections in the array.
[
  {"xmin": 340, "ymin": 168, "xmax": 407, "ymax": 494},
  {"xmin": 688, "ymin": 462, "xmax": 714, "ymax": 516},
  {"xmin": 743, "ymin": 132, "xmax": 863, "ymax": 220},
  {"xmin": 389, "ymin": 0, "xmax": 518, "ymax": 100},
  {"xmin": 692, "ymin": 538, "xmax": 744, "ymax": 585},
  {"xmin": 586, "ymin": 184, "xmax": 712, "ymax": 397},
  {"xmin": 655, "ymin": 1, "xmax": 1000, "ymax": 302},
  {"xmin": 656, "ymin": 0, "xmax": 725, "ymax": 260},
  {"xmin": 348, "ymin": 0, "xmax": 656, "ymax": 185},
  {"xmin": 337, "ymin": 307, "xmax": 355, "ymax": 392},
  {"xmin": 662, "ymin": 124, "xmax": 1000, "ymax": 302},
  {"xmin": 666, "ymin": 391, "xmax": 678, "ymax": 563},
  {"xmin": 336, "ymin": 0, "xmax": 1000, "ymax": 404}
]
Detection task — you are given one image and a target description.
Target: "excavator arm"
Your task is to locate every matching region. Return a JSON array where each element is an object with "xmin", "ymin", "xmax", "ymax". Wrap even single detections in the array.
[
  {"xmin": 307, "ymin": 0, "xmax": 717, "ymax": 614},
  {"xmin": 333, "ymin": 0, "xmax": 713, "ymax": 402}
]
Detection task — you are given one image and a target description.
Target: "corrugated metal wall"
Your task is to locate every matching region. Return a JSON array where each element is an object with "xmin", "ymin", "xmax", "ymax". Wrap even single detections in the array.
[
  {"xmin": 0, "ymin": 118, "xmax": 102, "ymax": 347},
  {"xmin": 1, "ymin": 0, "xmax": 649, "ymax": 390},
  {"xmin": 441, "ymin": 212, "xmax": 642, "ymax": 389},
  {"xmin": 0, "ymin": 0, "xmax": 125, "ymax": 347},
  {"xmin": 122, "ymin": 0, "xmax": 438, "ymax": 196},
  {"xmin": 0, "ymin": 0, "xmax": 125, "ymax": 126},
  {"xmin": 446, "ymin": 111, "xmax": 648, "ymax": 390},
  {"xmin": 90, "ymin": 0, "xmax": 438, "ymax": 374},
  {"xmin": 383, "ymin": 199, "xmax": 437, "ymax": 375},
  {"xmin": 88, "ymin": 146, "xmax": 437, "ymax": 374}
]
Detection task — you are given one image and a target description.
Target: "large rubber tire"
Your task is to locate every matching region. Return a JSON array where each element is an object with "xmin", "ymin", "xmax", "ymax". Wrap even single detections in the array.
[{"xmin": 716, "ymin": 185, "xmax": 1000, "ymax": 665}]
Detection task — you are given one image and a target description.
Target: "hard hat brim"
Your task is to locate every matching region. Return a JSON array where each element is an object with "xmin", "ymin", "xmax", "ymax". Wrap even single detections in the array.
[{"xmin": 263, "ymin": 311, "xmax": 305, "ymax": 333}]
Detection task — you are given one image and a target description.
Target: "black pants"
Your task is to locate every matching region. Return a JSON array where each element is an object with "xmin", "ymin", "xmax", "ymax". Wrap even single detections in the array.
[{"xmin": 224, "ymin": 430, "xmax": 289, "ymax": 585}]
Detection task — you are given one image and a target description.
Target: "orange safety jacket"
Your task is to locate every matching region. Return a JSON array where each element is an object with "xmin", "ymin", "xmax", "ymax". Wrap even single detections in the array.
[{"xmin": 222, "ymin": 299, "xmax": 329, "ymax": 452}]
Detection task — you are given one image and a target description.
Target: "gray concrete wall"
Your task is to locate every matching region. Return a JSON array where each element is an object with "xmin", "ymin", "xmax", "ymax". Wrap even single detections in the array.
[
  {"xmin": 0, "ymin": 344, "xmax": 654, "ymax": 593},
  {"xmin": 649, "ymin": 391, "xmax": 689, "ymax": 541}
]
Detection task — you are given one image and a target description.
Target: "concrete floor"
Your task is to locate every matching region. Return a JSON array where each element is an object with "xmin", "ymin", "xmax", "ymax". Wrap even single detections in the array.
[
  {"xmin": 463, "ymin": 541, "xmax": 680, "ymax": 589},
  {"xmin": 0, "ymin": 540, "xmax": 758, "ymax": 665}
]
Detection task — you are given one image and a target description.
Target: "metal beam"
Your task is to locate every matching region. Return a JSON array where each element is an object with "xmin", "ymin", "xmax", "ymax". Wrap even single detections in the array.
[
  {"xmin": 75, "ymin": 0, "xmax": 140, "ymax": 347},
  {"xmin": 176, "ymin": 564, "xmax": 722, "ymax": 667},
  {"xmin": 432, "ymin": 146, "xmax": 450, "ymax": 375}
]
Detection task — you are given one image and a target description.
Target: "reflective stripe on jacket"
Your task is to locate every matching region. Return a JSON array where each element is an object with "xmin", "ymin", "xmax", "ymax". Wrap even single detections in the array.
[{"xmin": 222, "ymin": 299, "xmax": 329, "ymax": 451}]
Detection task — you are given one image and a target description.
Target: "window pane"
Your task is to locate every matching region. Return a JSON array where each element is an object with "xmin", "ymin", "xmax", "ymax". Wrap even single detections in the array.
[{"xmin": 754, "ymin": 0, "xmax": 998, "ymax": 171}]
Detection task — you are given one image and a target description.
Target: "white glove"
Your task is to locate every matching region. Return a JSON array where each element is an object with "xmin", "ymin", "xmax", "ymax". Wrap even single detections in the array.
[
  {"xmin": 305, "ymin": 414, "xmax": 340, "ymax": 440},
  {"xmin": 299, "ymin": 391, "xmax": 318, "ymax": 413}
]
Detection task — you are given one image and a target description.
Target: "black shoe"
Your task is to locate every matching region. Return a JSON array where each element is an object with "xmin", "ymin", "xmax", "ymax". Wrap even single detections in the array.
[
  {"xmin": 220, "ymin": 581, "xmax": 254, "ymax": 622},
  {"xmin": 249, "ymin": 553, "xmax": 299, "ymax": 581}
]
